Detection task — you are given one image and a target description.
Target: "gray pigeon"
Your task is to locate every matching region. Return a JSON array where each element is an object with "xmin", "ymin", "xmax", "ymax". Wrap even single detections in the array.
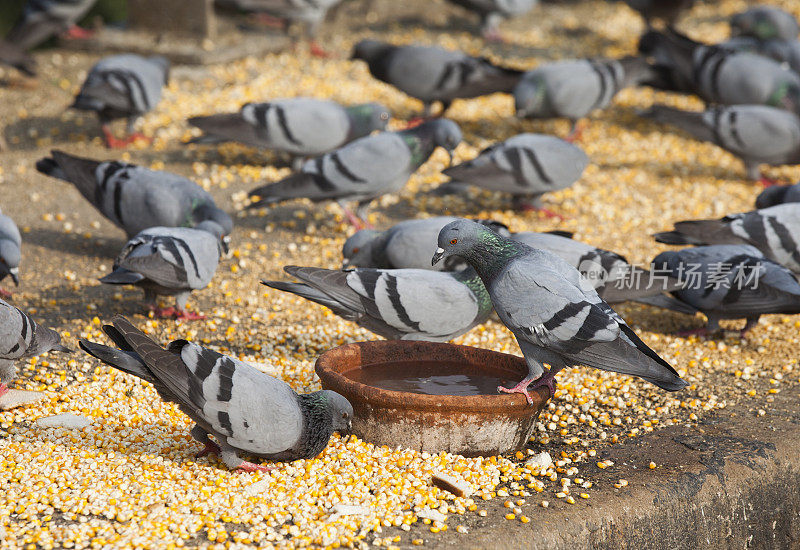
[
  {"xmin": 342, "ymin": 216, "xmax": 509, "ymax": 271},
  {"xmin": 618, "ymin": 0, "xmax": 695, "ymax": 28},
  {"xmin": 444, "ymin": 0, "xmax": 538, "ymax": 41},
  {"xmin": 0, "ymin": 208, "xmax": 21, "ymax": 300},
  {"xmin": 511, "ymin": 231, "xmax": 694, "ymax": 314},
  {"xmin": 215, "ymin": 0, "xmax": 341, "ymax": 56},
  {"xmin": 432, "ymin": 219, "xmax": 687, "ymax": 403},
  {"xmin": 756, "ymin": 182, "xmax": 800, "ymax": 209},
  {"xmin": 638, "ymin": 29, "xmax": 800, "ymax": 112},
  {"xmin": 188, "ymin": 100, "xmax": 390, "ymax": 169},
  {"xmin": 79, "ymin": 315, "xmax": 352, "ymax": 471},
  {"xmin": 36, "ymin": 150, "xmax": 233, "ymax": 239},
  {"xmin": 351, "ymin": 40, "xmax": 523, "ymax": 117},
  {"xmin": 442, "ymin": 133, "xmax": 589, "ymax": 213},
  {"xmin": 640, "ymin": 104, "xmax": 800, "ymax": 184},
  {"xmin": 71, "ymin": 54, "xmax": 170, "ymax": 148},
  {"xmin": 0, "ymin": 299, "xmax": 71, "ymax": 396},
  {"xmin": 247, "ymin": 119, "xmax": 463, "ymax": 228},
  {"xmin": 4, "ymin": 0, "xmax": 97, "ymax": 52},
  {"xmin": 654, "ymin": 204, "xmax": 800, "ymax": 274},
  {"xmin": 723, "ymin": 36, "xmax": 800, "ymax": 77},
  {"xmin": 99, "ymin": 223, "xmax": 224, "ymax": 320},
  {"xmin": 730, "ymin": 6, "xmax": 799, "ymax": 42},
  {"xmin": 262, "ymin": 265, "xmax": 492, "ymax": 341},
  {"xmin": 514, "ymin": 56, "xmax": 655, "ymax": 139},
  {"xmin": 653, "ymin": 244, "xmax": 800, "ymax": 337}
]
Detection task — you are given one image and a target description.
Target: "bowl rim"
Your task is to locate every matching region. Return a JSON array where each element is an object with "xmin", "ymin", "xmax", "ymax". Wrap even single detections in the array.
[{"xmin": 314, "ymin": 340, "xmax": 548, "ymax": 414}]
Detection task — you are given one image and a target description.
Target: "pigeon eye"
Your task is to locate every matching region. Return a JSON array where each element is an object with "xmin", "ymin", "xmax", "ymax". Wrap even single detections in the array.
[
  {"xmin": 352, "ymin": 247, "xmax": 360, "ymax": 254},
  {"xmin": 450, "ymin": 238, "xmax": 458, "ymax": 245}
]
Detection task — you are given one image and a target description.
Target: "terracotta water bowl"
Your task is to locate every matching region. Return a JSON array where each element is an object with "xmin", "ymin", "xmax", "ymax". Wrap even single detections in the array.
[{"xmin": 315, "ymin": 340, "xmax": 549, "ymax": 456}]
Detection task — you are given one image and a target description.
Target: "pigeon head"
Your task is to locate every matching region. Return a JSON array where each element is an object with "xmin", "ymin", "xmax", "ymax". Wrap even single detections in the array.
[
  {"xmin": 433, "ymin": 219, "xmax": 493, "ymax": 266},
  {"xmin": 321, "ymin": 390, "xmax": 353, "ymax": 435},
  {"xmin": 193, "ymin": 203, "xmax": 234, "ymax": 237},
  {"xmin": 755, "ymin": 185, "xmax": 792, "ymax": 209},
  {"xmin": 346, "ymin": 103, "xmax": 392, "ymax": 136},
  {"xmin": 514, "ymin": 75, "xmax": 547, "ymax": 119},
  {"xmin": 350, "ymin": 39, "xmax": 393, "ymax": 63},
  {"xmin": 342, "ymin": 229, "xmax": 382, "ymax": 267},
  {"xmin": 415, "ymin": 119, "xmax": 462, "ymax": 166},
  {"xmin": 194, "ymin": 218, "xmax": 232, "ymax": 255}
]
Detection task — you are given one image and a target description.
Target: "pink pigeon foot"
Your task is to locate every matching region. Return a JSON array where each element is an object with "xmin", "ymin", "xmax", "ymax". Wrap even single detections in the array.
[
  {"xmin": 0, "ymin": 383, "xmax": 8, "ymax": 399},
  {"xmin": 235, "ymin": 461, "xmax": 273, "ymax": 473},
  {"xmin": 565, "ymin": 121, "xmax": 586, "ymax": 143},
  {"xmin": 498, "ymin": 375, "xmax": 535, "ymax": 405},
  {"xmin": 0, "ymin": 287, "xmax": 13, "ymax": 300},
  {"xmin": 174, "ymin": 309, "xmax": 207, "ymax": 321},
  {"xmin": 309, "ymin": 41, "xmax": 332, "ymax": 58},
  {"xmin": 482, "ymin": 28, "xmax": 507, "ymax": 43},
  {"xmin": 62, "ymin": 25, "xmax": 94, "ymax": 40},
  {"xmin": 195, "ymin": 441, "xmax": 221, "ymax": 458},
  {"xmin": 758, "ymin": 176, "xmax": 783, "ymax": 188},
  {"xmin": 515, "ymin": 202, "xmax": 566, "ymax": 221},
  {"xmin": 530, "ymin": 373, "xmax": 558, "ymax": 398},
  {"xmin": 676, "ymin": 327, "xmax": 710, "ymax": 338}
]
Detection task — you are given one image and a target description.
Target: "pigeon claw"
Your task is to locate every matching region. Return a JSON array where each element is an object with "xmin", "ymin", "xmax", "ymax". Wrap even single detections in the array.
[
  {"xmin": 0, "ymin": 383, "xmax": 8, "ymax": 399},
  {"xmin": 174, "ymin": 310, "xmax": 207, "ymax": 321},
  {"xmin": 309, "ymin": 41, "xmax": 332, "ymax": 58},
  {"xmin": 497, "ymin": 382, "xmax": 534, "ymax": 406},
  {"xmin": 235, "ymin": 461, "xmax": 273, "ymax": 473},
  {"xmin": 195, "ymin": 441, "xmax": 221, "ymax": 458},
  {"xmin": 62, "ymin": 25, "xmax": 94, "ymax": 40}
]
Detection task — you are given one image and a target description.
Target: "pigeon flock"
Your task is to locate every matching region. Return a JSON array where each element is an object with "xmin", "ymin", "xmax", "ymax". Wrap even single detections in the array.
[{"xmin": 2, "ymin": 1, "xmax": 800, "ymax": 543}]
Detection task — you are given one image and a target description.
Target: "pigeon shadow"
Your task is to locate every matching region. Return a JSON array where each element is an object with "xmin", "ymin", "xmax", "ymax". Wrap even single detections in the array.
[
  {"xmin": 24, "ymin": 227, "xmax": 125, "ymax": 260},
  {"xmin": 2, "ymin": 113, "xmax": 101, "ymax": 151}
]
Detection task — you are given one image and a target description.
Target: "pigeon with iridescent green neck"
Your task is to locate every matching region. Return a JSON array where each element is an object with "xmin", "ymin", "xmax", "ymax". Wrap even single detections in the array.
[
  {"xmin": 731, "ymin": 6, "xmax": 799, "ymax": 42},
  {"xmin": 432, "ymin": 219, "xmax": 687, "ymax": 404},
  {"xmin": 188, "ymin": 99, "xmax": 391, "ymax": 169},
  {"xmin": 79, "ymin": 315, "xmax": 352, "ymax": 472},
  {"xmin": 262, "ymin": 265, "xmax": 492, "ymax": 342},
  {"xmin": 247, "ymin": 119, "xmax": 462, "ymax": 229}
]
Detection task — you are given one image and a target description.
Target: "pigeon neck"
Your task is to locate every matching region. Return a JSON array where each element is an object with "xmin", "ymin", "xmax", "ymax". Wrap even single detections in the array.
[
  {"xmin": 399, "ymin": 132, "xmax": 435, "ymax": 168},
  {"xmin": 454, "ymin": 268, "xmax": 493, "ymax": 313},
  {"xmin": 295, "ymin": 392, "xmax": 335, "ymax": 459},
  {"xmin": 463, "ymin": 233, "xmax": 528, "ymax": 283}
]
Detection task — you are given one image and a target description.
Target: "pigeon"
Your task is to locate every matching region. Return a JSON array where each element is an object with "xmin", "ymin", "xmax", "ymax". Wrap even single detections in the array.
[
  {"xmin": 722, "ymin": 36, "xmax": 800, "ymax": 77},
  {"xmin": 0, "ymin": 299, "xmax": 71, "ymax": 398},
  {"xmin": 730, "ymin": 6, "xmax": 799, "ymax": 42},
  {"xmin": 0, "ymin": 40, "xmax": 37, "ymax": 76},
  {"xmin": 215, "ymin": 0, "xmax": 342, "ymax": 57},
  {"xmin": 514, "ymin": 56, "xmax": 655, "ymax": 140},
  {"xmin": 510, "ymin": 231, "xmax": 694, "ymax": 314},
  {"xmin": 432, "ymin": 219, "xmax": 687, "ymax": 403},
  {"xmin": 756, "ymin": 182, "xmax": 800, "ymax": 209},
  {"xmin": 652, "ymin": 244, "xmax": 800, "ymax": 337},
  {"xmin": 247, "ymin": 119, "xmax": 463, "ymax": 228},
  {"xmin": 36, "ymin": 150, "xmax": 233, "ymax": 239},
  {"xmin": 618, "ymin": 0, "xmax": 695, "ymax": 28},
  {"xmin": 653, "ymin": 204, "xmax": 800, "ymax": 275},
  {"xmin": 79, "ymin": 315, "xmax": 352, "ymax": 471},
  {"xmin": 441, "ymin": 133, "xmax": 589, "ymax": 214},
  {"xmin": 638, "ymin": 29, "xmax": 800, "ymax": 112},
  {"xmin": 188, "ymin": 100, "xmax": 391, "ymax": 169},
  {"xmin": 99, "ymin": 223, "xmax": 225, "ymax": 320},
  {"xmin": 4, "ymin": 0, "xmax": 97, "ymax": 52},
  {"xmin": 639, "ymin": 104, "xmax": 800, "ymax": 185},
  {"xmin": 444, "ymin": 0, "xmax": 538, "ymax": 42},
  {"xmin": 342, "ymin": 216, "xmax": 509, "ymax": 271},
  {"xmin": 71, "ymin": 54, "xmax": 170, "ymax": 148},
  {"xmin": 0, "ymin": 208, "xmax": 22, "ymax": 300},
  {"xmin": 351, "ymin": 40, "xmax": 523, "ymax": 117},
  {"xmin": 262, "ymin": 265, "xmax": 492, "ymax": 341}
]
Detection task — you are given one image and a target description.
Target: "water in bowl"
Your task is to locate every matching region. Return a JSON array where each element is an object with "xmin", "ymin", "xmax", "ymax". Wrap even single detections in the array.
[{"xmin": 347, "ymin": 360, "xmax": 516, "ymax": 396}]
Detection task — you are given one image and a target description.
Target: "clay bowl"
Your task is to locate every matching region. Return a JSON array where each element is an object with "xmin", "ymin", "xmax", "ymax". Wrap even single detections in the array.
[{"xmin": 315, "ymin": 340, "xmax": 549, "ymax": 457}]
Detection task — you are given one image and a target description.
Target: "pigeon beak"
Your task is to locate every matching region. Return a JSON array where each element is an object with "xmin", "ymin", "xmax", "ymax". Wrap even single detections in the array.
[
  {"xmin": 221, "ymin": 235, "xmax": 231, "ymax": 256},
  {"xmin": 9, "ymin": 268, "xmax": 18, "ymax": 286},
  {"xmin": 446, "ymin": 149, "xmax": 454, "ymax": 167},
  {"xmin": 431, "ymin": 247, "xmax": 445, "ymax": 266},
  {"xmin": 341, "ymin": 258, "xmax": 350, "ymax": 269}
]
